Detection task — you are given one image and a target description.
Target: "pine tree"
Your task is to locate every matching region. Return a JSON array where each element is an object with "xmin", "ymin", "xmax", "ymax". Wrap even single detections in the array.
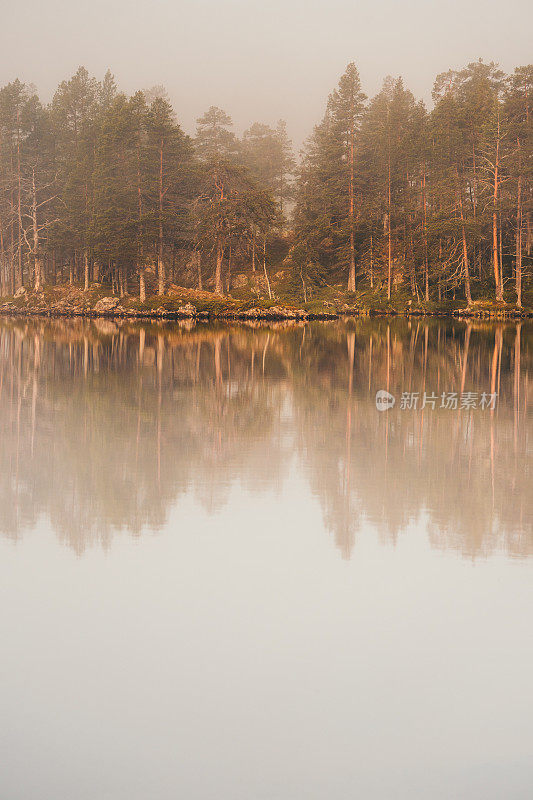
[
  {"xmin": 327, "ymin": 63, "xmax": 366, "ymax": 290},
  {"xmin": 51, "ymin": 66, "xmax": 99, "ymax": 289}
]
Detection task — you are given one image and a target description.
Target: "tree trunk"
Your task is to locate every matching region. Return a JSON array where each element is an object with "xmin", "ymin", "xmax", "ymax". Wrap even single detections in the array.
[
  {"xmin": 32, "ymin": 169, "xmax": 44, "ymax": 292},
  {"xmin": 157, "ymin": 138, "xmax": 165, "ymax": 295},
  {"xmin": 461, "ymin": 221, "xmax": 472, "ymax": 305},
  {"xmin": 422, "ymin": 164, "xmax": 429, "ymax": 301},
  {"xmin": 137, "ymin": 141, "xmax": 144, "ymax": 302},
  {"xmin": 16, "ymin": 109, "xmax": 23, "ymax": 289},
  {"xmin": 370, "ymin": 234, "xmax": 374, "ymax": 289},
  {"xmin": 215, "ymin": 232, "xmax": 223, "ymax": 294},
  {"xmin": 263, "ymin": 236, "xmax": 272, "ymax": 300},
  {"xmin": 196, "ymin": 251, "xmax": 202, "ymax": 290},
  {"xmin": 347, "ymin": 122, "xmax": 356, "ymax": 292},
  {"xmin": 227, "ymin": 239, "xmax": 232, "ymax": 290},
  {"xmin": 387, "ymin": 133, "xmax": 392, "ymax": 300},
  {"xmin": 515, "ymin": 138, "xmax": 523, "ymax": 307},
  {"xmin": 492, "ymin": 114, "xmax": 503, "ymax": 301},
  {"xmin": 84, "ymin": 248, "xmax": 90, "ymax": 291},
  {"xmin": 456, "ymin": 171, "xmax": 472, "ymax": 305},
  {"xmin": 9, "ymin": 204, "xmax": 15, "ymax": 295}
]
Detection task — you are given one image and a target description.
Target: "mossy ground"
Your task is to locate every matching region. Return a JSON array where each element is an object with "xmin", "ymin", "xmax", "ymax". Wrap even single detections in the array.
[{"xmin": 1, "ymin": 278, "xmax": 531, "ymax": 319}]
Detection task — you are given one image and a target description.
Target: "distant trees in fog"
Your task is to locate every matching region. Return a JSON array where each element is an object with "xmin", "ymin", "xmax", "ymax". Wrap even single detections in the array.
[{"xmin": 0, "ymin": 60, "xmax": 531, "ymax": 304}]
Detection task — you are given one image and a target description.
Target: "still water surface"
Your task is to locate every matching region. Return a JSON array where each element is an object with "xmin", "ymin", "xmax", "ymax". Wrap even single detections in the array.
[{"xmin": 0, "ymin": 317, "xmax": 532, "ymax": 799}]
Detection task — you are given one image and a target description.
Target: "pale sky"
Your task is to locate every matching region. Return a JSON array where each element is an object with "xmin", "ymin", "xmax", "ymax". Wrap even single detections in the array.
[{"xmin": 2, "ymin": 0, "xmax": 532, "ymax": 147}]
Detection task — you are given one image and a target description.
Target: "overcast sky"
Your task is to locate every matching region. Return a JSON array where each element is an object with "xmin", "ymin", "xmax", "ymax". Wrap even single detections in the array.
[{"xmin": 2, "ymin": 0, "xmax": 532, "ymax": 147}]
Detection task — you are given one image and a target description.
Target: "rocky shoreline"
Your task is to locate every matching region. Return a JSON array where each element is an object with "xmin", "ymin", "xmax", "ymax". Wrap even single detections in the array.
[{"xmin": 1, "ymin": 288, "xmax": 532, "ymax": 322}]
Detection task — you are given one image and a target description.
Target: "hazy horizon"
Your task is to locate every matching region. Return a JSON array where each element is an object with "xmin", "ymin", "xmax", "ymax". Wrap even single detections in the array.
[{"xmin": 2, "ymin": 0, "xmax": 532, "ymax": 146}]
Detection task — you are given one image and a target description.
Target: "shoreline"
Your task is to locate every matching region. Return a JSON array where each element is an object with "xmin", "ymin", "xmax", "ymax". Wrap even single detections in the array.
[
  {"xmin": 1, "ymin": 287, "xmax": 532, "ymax": 322},
  {"xmin": 1, "ymin": 307, "xmax": 532, "ymax": 322}
]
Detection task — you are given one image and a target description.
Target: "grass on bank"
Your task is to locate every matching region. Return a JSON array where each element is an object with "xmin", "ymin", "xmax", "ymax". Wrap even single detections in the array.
[{"xmin": 1, "ymin": 275, "xmax": 532, "ymax": 317}]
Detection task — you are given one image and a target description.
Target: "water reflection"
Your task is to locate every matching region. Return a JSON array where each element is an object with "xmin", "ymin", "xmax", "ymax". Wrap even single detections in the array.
[{"xmin": 0, "ymin": 317, "xmax": 531, "ymax": 558}]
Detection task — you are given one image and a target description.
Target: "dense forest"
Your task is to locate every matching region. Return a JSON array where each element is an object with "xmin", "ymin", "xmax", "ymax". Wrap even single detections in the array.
[{"xmin": 0, "ymin": 60, "xmax": 532, "ymax": 306}]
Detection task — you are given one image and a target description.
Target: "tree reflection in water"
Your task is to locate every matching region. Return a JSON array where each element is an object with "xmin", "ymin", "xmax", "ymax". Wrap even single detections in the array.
[{"xmin": 0, "ymin": 317, "xmax": 531, "ymax": 559}]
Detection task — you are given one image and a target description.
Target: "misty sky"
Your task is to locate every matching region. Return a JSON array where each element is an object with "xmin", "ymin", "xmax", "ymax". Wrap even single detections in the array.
[{"xmin": 2, "ymin": 0, "xmax": 532, "ymax": 147}]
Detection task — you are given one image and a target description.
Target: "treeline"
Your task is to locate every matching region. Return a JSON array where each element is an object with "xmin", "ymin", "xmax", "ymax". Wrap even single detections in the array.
[
  {"xmin": 0, "ymin": 68, "xmax": 294, "ymax": 298},
  {"xmin": 0, "ymin": 60, "xmax": 532, "ymax": 305},
  {"xmin": 294, "ymin": 60, "xmax": 533, "ymax": 305}
]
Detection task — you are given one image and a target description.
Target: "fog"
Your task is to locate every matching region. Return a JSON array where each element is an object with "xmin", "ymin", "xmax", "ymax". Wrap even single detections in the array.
[{"xmin": 2, "ymin": 0, "xmax": 532, "ymax": 143}]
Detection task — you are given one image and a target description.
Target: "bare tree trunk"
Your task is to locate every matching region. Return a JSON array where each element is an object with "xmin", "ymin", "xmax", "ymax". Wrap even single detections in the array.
[
  {"xmin": 16, "ymin": 109, "xmax": 23, "ymax": 289},
  {"xmin": 370, "ymin": 234, "xmax": 374, "ymax": 289},
  {"xmin": 10, "ymin": 201, "xmax": 15, "ymax": 295},
  {"xmin": 227, "ymin": 238, "xmax": 232, "ymax": 291},
  {"xmin": 515, "ymin": 138, "xmax": 523, "ymax": 307},
  {"xmin": 215, "ymin": 231, "xmax": 223, "ymax": 294},
  {"xmin": 136, "ymin": 142, "xmax": 144, "ymax": 302},
  {"xmin": 196, "ymin": 251, "xmax": 202, "ymax": 290},
  {"xmin": 0, "ymin": 223, "xmax": 4, "ymax": 296},
  {"xmin": 492, "ymin": 112, "xmax": 503, "ymax": 302},
  {"xmin": 263, "ymin": 236, "xmax": 272, "ymax": 300},
  {"xmin": 347, "ymin": 121, "xmax": 356, "ymax": 292},
  {"xmin": 157, "ymin": 138, "xmax": 165, "ymax": 295},
  {"xmin": 0, "ymin": 137, "xmax": 6, "ymax": 296},
  {"xmin": 456, "ymin": 172, "xmax": 472, "ymax": 305},
  {"xmin": 84, "ymin": 248, "xmax": 90, "ymax": 291},
  {"xmin": 387, "ymin": 129, "xmax": 392, "ymax": 300},
  {"xmin": 422, "ymin": 164, "xmax": 429, "ymax": 301},
  {"xmin": 32, "ymin": 169, "xmax": 44, "ymax": 292},
  {"xmin": 300, "ymin": 266, "xmax": 307, "ymax": 303}
]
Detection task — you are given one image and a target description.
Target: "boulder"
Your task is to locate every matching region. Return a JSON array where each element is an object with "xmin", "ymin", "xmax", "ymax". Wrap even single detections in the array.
[
  {"xmin": 242, "ymin": 305, "xmax": 307, "ymax": 320},
  {"xmin": 176, "ymin": 303, "xmax": 197, "ymax": 317},
  {"xmin": 93, "ymin": 296, "xmax": 120, "ymax": 314},
  {"xmin": 241, "ymin": 307, "xmax": 262, "ymax": 319},
  {"xmin": 14, "ymin": 287, "xmax": 27, "ymax": 299}
]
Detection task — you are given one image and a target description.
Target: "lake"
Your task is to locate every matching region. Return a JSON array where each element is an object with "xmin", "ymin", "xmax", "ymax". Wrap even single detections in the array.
[{"xmin": 0, "ymin": 316, "xmax": 532, "ymax": 799}]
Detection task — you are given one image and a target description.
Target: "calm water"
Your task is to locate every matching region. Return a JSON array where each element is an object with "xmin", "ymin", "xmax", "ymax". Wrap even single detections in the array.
[{"xmin": 0, "ymin": 317, "xmax": 532, "ymax": 799}]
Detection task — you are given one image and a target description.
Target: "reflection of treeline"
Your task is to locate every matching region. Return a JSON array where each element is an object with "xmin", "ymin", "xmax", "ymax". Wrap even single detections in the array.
[
  {"xmin": 0, "ymin": 318, "xmax": 531, "ymax": 559},
  {"xmin": 0, "ymin": 319, "xmax": 292, "ymax": 552},
  {"xmin": 288, "ymin": 319, "xmax": 533, "ymax": 558}
]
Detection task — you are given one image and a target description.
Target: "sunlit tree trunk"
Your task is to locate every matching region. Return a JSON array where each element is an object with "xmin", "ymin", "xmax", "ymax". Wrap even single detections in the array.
[
  {"xmin": 492, "ymin": 112, "xmax": 503, "ymax": 302},
  {"xmin": 263, "ymin": 235, "xmax": 272, "ymax": 299},
  {"xmin": 422, "ymin": 164, "xmax": 429, "ymax": 301},
  {"xmin": 387, "ymin": 128, "xmax": 392, "ymax": 300},
  {"xmin": 347, "ymin": 118, "xmax": 356, "ymax": 292},
  {"xmin": 456, "ymin": 172, "xmax": 472, "ymax": 305},
  {"xmin": 196, "ymin": 251, "xmax": 202, "ymax": 290},
  {"xmin": 515, "ymin": 138, "xmax": 523, "ymax": 307},
  {"xmin": 16, "ymin": 108, "xmax": 23, "ymax": 289},
  {"xmin": 83, "ymin": 248, "xmax": 90, "ymax": 291},
  {"xmin": 215, "ymin": 229, "xmax": 223, "ymax": 294},
  {"xmin": 137, "ymin": 147, "xmax": 145, "ymax": 302},
  {"xmin": 157, "ymin": 138, "xmax": 165, "ymax": 295}
]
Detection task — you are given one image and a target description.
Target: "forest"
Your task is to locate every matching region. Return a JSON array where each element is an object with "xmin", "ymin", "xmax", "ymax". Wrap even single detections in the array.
[{"xmin": 0, "ymin": 60, "xmax": 532, "ymax": 308}]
